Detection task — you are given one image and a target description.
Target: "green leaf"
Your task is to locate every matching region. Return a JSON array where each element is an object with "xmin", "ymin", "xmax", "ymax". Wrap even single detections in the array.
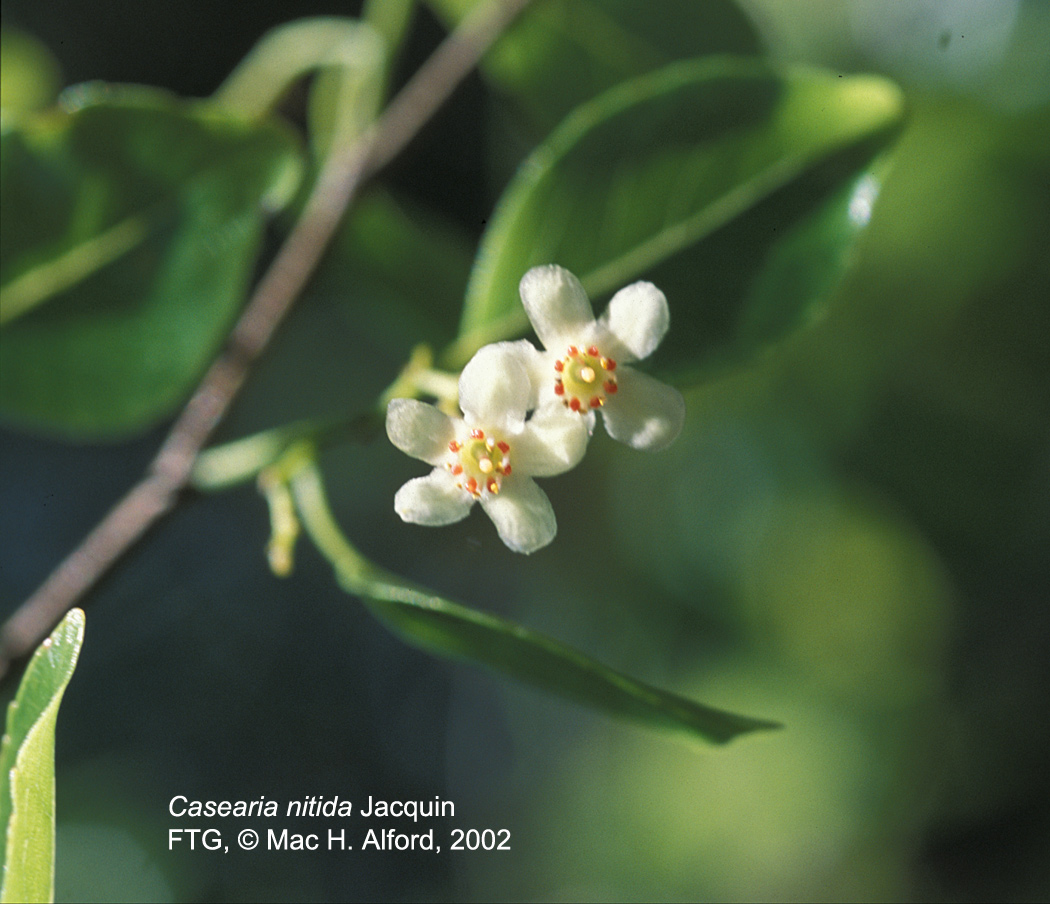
[
  {"xmin": 362, "ymin": 590, "xmax": 779, "ymax": 744},
  {"xmin": 0, "ymin": 86, "xmax": 302, "ymax": 438},
  {"xmin": 425, "ymin": 0, "xmax": 761, "ymax": 130},
  {"xmin": 292, "ymin": 463, "xmax": 778, "ymax": 745},
  {"xmin": 0, "ymin": 609, "xmax": 86, "ymax": 904},
  {"xmin": 450, "ymin": 59, "xmax": 903, "ymax": 370}
]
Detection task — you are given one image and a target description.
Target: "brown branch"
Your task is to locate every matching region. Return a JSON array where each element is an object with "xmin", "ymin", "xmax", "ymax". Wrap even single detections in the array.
[{"xmin": 0, "ymin": 0, "xmax": 532, "ymax": 677}]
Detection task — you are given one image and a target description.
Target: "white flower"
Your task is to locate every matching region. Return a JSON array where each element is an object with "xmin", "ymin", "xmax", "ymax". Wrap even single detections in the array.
[
  {"xmin": 386, "ymin": 342, "xmax": 589, "ymax": 554},
  {"xmin": 518, "ymin": 265, "xmax": 686, "ymax": 451}
]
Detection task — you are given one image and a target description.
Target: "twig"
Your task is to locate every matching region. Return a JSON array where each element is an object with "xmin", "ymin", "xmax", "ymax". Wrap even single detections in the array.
[{"xmin": 0, "ymin": 0, "xmax": 532, "ymax": 677}]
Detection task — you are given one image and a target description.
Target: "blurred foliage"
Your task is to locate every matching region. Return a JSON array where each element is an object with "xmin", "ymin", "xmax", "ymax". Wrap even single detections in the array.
[
  {"xmin": 1, "ymin": 0, "xmax": 1049, "ymax": 902},
  {"xmin": 0, "ymin": 88, "xmax": 302, "ymax": 437}
]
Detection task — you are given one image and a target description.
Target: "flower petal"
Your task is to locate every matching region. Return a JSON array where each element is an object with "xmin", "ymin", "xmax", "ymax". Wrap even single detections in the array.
[
  {"xmin": 513, "ymin": 404, "xmax": 591, "ymax": 476},
  {"xmin": 519, "ymin": 265, "xmax": 595, "ymax": 351},
  {"xmin": 458, "ymin": 342, "xmax": 532, "ymax": 430},
  {"xmin": 394, "ymin": 469, "xmax": 473, "ymax": 525},
  {"xmin": 598, "ymin": 280, "xmax": 670, "ymax": 362},
  {"xmin": 601, "ymin": 366, "xmax": 685, "ymax": 451},
  {"xmin": 386, "ymin": 399, "xmax": 456, "ymax": 465},
  {"xmin": 479, "ymin": 476, "xmax": 557, "ymax": 554}
]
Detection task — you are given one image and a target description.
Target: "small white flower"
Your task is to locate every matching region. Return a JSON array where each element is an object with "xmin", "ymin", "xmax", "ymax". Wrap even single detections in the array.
[
  {"xmin": 386, "ymin": 342, "xmax": 589, "ymax": 554},
  {"xmin": 517, "ymin": 265, "xmax": 686, "ymax": 451}
]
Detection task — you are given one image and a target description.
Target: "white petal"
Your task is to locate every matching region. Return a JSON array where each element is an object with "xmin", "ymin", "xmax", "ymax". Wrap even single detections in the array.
[
  {"xmin": 394, "ymin": 469, "xmax": 473, "ymax": 525},
  {"xmin": 525, "ymin": 348, "xmax": 561, "ymax": 409},
  {"xmin": 519, "ymin": 265, "xmax": 595, "ymax": 351},
  {"xmin": 386, "ymin": 399, "xmax": 456, "ymax": 465},
  {"xmin": 458, "ymin": 343, "xmax": 532, "ymax": 430},
  {"xmin": 601, "ymin": 366, "xmax": 685, "ymax": 451},
  {"xmin": 513, "ymin": 404, "xmax": 591, "ymax": 477},
  {"xmin": 508, "ymin": 339, "xmax": 547, "ymax": 410},
  {"xmin": 479, "ymin": 476, "xmax": 557, "ymax": 554},
  {"xmin": 598, "ymin": 281, "xmax": 670, "ymax": 362}
]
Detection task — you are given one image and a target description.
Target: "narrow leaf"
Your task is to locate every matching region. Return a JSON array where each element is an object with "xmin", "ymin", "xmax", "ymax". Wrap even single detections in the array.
[
  {"xmin": 0, "ymin": 609, "xmax": 86, "ymax": 904},
  {"xmin": 361, "ymin": 588, "xmax": 780, "ymax": 745},
  {"xmin": 292, "ymin": 464, "xmax": 778, "ymax": 745}
]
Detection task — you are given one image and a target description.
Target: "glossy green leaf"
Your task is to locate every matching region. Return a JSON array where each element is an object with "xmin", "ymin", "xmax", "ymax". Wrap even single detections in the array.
[
  {"xmin": 362, "ymin": 589, "xmax": 779, "ymax": 744},
  {"xmin": 0, "ymin": 609, "xmax": 86, "ymax": 904},
  {"xmin": 451, "ymin": 59, "xmax": 903, "ymax": 370},
  {"xmin": 0, "ymin": 86, "xmax": 302, "ymax": 438},
  {"xmin": 425, "ymin": 0, "xmax": 761, "ymax": 130},
  {"xmin": 292, "ymin": 463, "xmax": 778, "ymax": 745}
]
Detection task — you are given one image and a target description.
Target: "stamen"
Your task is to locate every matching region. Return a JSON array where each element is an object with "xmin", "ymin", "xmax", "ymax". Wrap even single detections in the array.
[
  {"xmin": 604, "ymin": 380, "xmax": 618, "ymax": 394},
  {"xmin": 587, "ymin": 345, "xmax": 599, "ymax": 357},
  {"xmin": 554, "ymin": 382, "xmax": 565, "ymax": 396},
  {"xmin": 590, "ymin": 396, "xmax": 603, "ymax": 408},
  {"xmin": 450, "ymin": 430, "xmax": 512, "ymax": 497},
  {"xmin": 554, "ymin": 360, "xmax": 564, "ymax": 373},
  {"xmin": 606, "ymin": 358, "xmax": 617, "ymax": 371},
  {"xmin": 569, "ymin": 398, "xmax": 582, "ymax": 412},
  {"xmin": 568, "ymin": 345, "xmax": 579, "ymax": 356}
]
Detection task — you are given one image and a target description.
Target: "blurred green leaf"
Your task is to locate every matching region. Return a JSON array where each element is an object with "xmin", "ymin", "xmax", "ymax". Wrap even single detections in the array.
[
  {"xmin": 292, "ymin": 462, "xmax": 779, "ymax": 745},
  {"xmin": 213, "ymin": 17, "xmax": 385, "ymax": 158},
  {"xmin": 0, "ymin": 29, "xmax": 61, "ymax": 119},
  {"xmin": 0, "ymin": 609, "xmax": 86, "ymax": 904},
  {"xmin": 426, "ymin": 0, "xmax": 761, "ymax": 130},
  {"xmin": 0, "ymin": 86, "xmax": 302, "ymax": 438},
  {"xmin": 451, "ymin": 59, "xmax": 903, "ymax": 371}
]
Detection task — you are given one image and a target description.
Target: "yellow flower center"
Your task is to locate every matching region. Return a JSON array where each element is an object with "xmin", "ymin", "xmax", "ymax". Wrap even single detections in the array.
[
  {"xmin": 553, "ymin": 345, "xmax": 618, "ymax": 413},
  {"xmin": 446, "ymin": 429, "xmax": 511, "ymax": 498}
]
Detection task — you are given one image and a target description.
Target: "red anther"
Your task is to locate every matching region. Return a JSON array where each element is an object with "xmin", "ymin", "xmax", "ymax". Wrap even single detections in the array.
[
  {"xmin": 466, "ymin": 477, "xmax": 478, "ymax": 493},
  {"xmin": 554, "ymin": 360, "xmax": 564, "ymax": 373},
  {"xmin": 568, "ymin": 345, "xmax": 579, "ymax": 356},
  {"xmin": 487, "ymin": 479, "xmax": 499, "ymax": 494},
  {"xmin": 604, "ymin": 380, "xmax": 618, "ymax": 394},
  {"xmin": 587, "ymin": 345, "xmax": 599, "ymax": 357},
  {"xmin": 554, "ymin": 383, "xmax": 565, "ymax": 396},
  {"xmin": 451, "ymin": 464, "xmax": 463, "ymax": 475},
  {"xmin": 448, "ymin": 440, "xmax": 461, "ymax": 452},
  {"xmin": 502, "ymin": 464, "xmax": 512, "ymax": 475},
  {"xmin": 497, "ymin": 441, "xmax": 510, "ymax": 453},
  {"xmin": 569, "ymin": 398, "xmax": 582, "ymax": 412},
  {"xmin": 605, "ymin": 358, "xmax": 617, "ymax": 371},
  {"xmin": 470, "ymin": 429, "xmax": 484, "ymax": 439},
  {"xmin": 590, "ymin": 396, "xmax": 602, "ymax": 408}
]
